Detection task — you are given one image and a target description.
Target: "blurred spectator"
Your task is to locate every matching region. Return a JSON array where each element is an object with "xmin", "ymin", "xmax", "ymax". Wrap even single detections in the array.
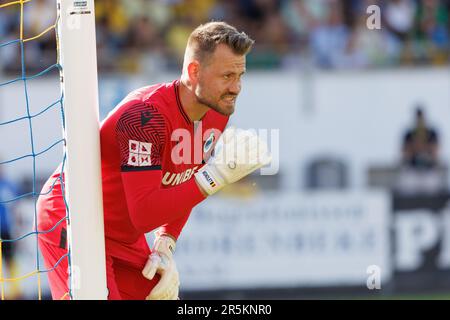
[
  {"xmin": 384, "ymin": 0, "xmax": 417, "ymax": 42},
  {"xmin": 0, "ymin": 0, "xmax": 449, "ymax": 73},
  {"xmin": 23, "ymin": 0, "xmax": 55, "ymax": 37},
  {"xmin": 343, "ymin": 0, "xmax": 403, "ymax": 68},
  {"xmin": 343, "ymin": 11, "xmax": 385, "ymax": 68},
  {"xmin": 95, "ymin": 0, "xmax": 130, "ymax": 71},
  {"xmin": 309, "ymin": 0, "xmax": 350, "ymax": 68},
  {"xmin": 402, "ymin": 106, "xmax": 439, "ymax": 169},
  {"xmin": 0, "ymin": 166, "xmax": 22, "ymax": 299},
  {"xmin": 23, "ymin": 0, "xmax": 56, "ymax": 71},
  {"xmin": 413, "ymin": 0, "xmax": 450, "ymax": 64},
  {"xmin": 395, "ymin": 105, "xmax": 447, "ymax": 196},
  {"xmin": 281, "ymin": 0, "xmax": 329, "ymax": 56}
]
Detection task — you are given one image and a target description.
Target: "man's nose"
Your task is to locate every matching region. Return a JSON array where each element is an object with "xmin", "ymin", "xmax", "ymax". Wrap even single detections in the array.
[{"xmin": 229, "ymin": 80, "xmax": 241, "ymax": 95}]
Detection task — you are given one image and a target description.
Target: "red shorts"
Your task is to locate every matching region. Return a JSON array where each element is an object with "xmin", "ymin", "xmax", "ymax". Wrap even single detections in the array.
[
  {"xmin": 38, "ymin": 238, "xmax": 159, "ymax": 300},
  {"xmin": 37, "ymin": 177, "xmax": 158, "ymax": 300}
]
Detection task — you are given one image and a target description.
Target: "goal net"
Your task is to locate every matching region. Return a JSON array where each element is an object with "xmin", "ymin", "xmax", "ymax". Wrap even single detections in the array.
[{"xmin": 0, "ymin": 0, "xmax": 107, "ymax": 300}]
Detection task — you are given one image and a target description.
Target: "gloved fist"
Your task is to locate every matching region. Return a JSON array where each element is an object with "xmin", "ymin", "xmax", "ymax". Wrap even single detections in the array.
[
  {"xmin": 142, "ymin": 235, "xmax": 179, "ymax": 300},
  {"xmin": 195, "ymin": 127, "xmax": 272, "ymax": 195}
]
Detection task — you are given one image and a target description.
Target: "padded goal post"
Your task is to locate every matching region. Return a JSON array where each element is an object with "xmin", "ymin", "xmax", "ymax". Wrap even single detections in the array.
[
  {"xmin": 57, "ymin": 0, "xmax": 107, "ymax": 300},
  {"xmin": 0, "ymin": 0, "xmax": 107, "ymax": 300}
]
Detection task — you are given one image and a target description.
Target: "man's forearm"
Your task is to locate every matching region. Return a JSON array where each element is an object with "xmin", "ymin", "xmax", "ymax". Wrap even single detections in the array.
[{"xmin": 122, "ymin": 173, "xmax": 207, "ymax": 234}]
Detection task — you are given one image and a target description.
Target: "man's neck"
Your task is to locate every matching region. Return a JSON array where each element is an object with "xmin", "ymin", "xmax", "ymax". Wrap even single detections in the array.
[{"xmin": 178, "ymin": 79, "xmax": 210, "ymax": 122}]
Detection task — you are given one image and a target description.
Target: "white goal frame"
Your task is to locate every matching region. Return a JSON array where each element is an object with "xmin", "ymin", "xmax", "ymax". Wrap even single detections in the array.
[{"xmin": 57, "ymin": 0, "xmax": 107, "ymax": 300}]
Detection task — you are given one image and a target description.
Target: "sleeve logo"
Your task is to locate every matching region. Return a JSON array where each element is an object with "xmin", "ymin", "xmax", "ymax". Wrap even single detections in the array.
[{"xmin": 128, "ymin": 140, "xmax": 152, "ymax": 166}]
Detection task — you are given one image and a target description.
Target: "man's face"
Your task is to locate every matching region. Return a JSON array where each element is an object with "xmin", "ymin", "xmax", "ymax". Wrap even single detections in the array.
[{"xmin": 195, "ymin": 44, "xmax": 246, "ymax": 116}]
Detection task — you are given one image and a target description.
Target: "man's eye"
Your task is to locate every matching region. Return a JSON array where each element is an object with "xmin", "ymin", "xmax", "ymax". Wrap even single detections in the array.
[{"xmin": 224, "ymin": 74, "xmax": 231, "ymax": 79}]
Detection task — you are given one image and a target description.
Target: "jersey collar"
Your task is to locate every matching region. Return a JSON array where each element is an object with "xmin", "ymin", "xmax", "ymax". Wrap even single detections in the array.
[{"xmin": 174, "ymin": 80, "xmax": 192, "ymax": 126}]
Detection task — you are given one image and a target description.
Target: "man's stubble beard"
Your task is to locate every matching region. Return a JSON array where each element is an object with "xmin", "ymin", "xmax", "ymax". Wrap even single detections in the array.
[{"xmin": 195, "ymin": 88, "xmax": 235, "ymax": 117}]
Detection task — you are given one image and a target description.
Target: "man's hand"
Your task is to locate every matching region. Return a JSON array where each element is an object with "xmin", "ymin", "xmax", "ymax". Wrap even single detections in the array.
[
  {"xmin": 142, "ymin": 235, "xmax": 180, "ymax": 300},
  {"xmin": 195, "ymin": 127, "xmax": 272, "ymax": 196}
]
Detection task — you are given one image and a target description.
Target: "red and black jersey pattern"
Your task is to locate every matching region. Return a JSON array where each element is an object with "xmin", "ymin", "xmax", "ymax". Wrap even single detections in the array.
[{"xmin": 116, "ymin": 103, "xmax": 166, "ymax": 172}]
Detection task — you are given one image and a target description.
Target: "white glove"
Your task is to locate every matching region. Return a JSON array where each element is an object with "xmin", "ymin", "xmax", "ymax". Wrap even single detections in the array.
[
  {"xmin": 142, "ymin": 235, "xmax": 180, "ymax": 300},
  {"xmin": 195, "ymin": 127, "xmax": 272, "ymax": 195}
]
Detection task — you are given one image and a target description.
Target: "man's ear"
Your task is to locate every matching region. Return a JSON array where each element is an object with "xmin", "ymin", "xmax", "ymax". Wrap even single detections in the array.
[{"xmin": 187, "ymin": 60, "xmax": 200, "ymax": 84}]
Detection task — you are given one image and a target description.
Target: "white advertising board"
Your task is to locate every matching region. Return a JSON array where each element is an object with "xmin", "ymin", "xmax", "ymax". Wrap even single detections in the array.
[{"xmin": 175, "ymin": 191, "xmax": 391, "ymax": 290}]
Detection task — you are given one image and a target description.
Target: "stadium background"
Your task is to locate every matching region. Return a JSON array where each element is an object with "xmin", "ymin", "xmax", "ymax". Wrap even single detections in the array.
[{"xmin": 0, "ymin": 0, "xmax": 450, "ymax": 299}]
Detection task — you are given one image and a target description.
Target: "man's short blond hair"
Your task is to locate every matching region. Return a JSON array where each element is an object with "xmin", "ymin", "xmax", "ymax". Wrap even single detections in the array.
[{"xmin": 186, "ymin": 21, "xmax": 255, "ymax": 63}]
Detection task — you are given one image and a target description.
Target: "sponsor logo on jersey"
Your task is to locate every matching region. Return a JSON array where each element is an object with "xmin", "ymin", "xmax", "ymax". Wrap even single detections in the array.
[
  {"xmin": 162, "ymin": 166, "xmax": 199, "ymax": 186},
  {"xmin": 128, "ymin": 140, "xmax": 152, "ymax": 167}
]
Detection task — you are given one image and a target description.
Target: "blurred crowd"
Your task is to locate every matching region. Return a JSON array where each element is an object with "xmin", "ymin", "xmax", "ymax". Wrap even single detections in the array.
[{"xmin": 0, "ymin": 0, "xmax": 449, "ymax": 73}]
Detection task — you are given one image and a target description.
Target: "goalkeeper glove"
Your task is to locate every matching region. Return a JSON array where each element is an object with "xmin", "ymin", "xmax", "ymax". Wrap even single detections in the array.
[
  {"xmin": 195, "ymin": 127, "xmax": 272, "ymax": 196},
  {"xmin": 142, "ymin": 235, "xmax": 180, "ymax": 300}
]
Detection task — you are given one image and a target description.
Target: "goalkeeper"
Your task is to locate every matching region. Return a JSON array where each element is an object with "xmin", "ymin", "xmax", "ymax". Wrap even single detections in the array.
[{"xmin": 36, "ymin": 21, "xmax": 271, "ymax": 300}]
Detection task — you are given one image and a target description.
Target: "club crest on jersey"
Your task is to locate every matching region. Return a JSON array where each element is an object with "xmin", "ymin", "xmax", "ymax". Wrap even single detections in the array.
[
  {"xmin": 203, "ymin": 132, "xmax": 215, "ymax": 153},
  {"xmin": 128, "ymin": 140, "xmax": 152, "ymax": 166}
]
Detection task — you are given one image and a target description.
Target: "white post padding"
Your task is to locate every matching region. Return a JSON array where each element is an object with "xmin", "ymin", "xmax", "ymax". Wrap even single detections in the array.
[{"xmin": 57, "ymin": 0, "xmax": 107, "ymax": 300}]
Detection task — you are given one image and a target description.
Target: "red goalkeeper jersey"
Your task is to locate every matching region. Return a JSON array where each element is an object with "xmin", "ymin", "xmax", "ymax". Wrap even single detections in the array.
[{"xmin": 38, "ymin": 80, "xmax": 228, "ymax": 265}]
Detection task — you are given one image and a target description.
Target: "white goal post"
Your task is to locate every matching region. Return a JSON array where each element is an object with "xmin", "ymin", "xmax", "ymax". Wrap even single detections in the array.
[{"xmin": 57, "ymin": 0, "xmax": 107, "ymax": 300}]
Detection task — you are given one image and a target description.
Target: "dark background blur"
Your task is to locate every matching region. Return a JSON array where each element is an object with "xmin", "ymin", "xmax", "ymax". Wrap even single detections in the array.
[{"xmin": 0, "ymin": 0, "xmax": 449, "ymax": 73}]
